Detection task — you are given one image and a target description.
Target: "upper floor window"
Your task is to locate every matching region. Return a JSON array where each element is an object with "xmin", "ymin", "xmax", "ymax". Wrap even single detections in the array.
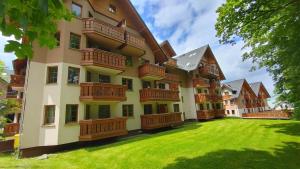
[
  {"xmin": 122, "ymin": 104, "xmax": 134, "ymax": 117},
  {"xmin": 54, "ymin": 32, "xmax": 60, "ymax": 47},
  {"xmin": 144, "ymin": 104, "xmax": 153, "ymax": 115},
  {"xmin": 108, "ymin": 4, "xmax": 117, "ymax": 14},
  {"xmin": 47, "ymin": 66, "xmax": 58, "ymax": 84},
  {"xmin": 71, "ymin": 2, "xmax": 82, "ymax": 17},
  {"xmin": 173, "ymin": 104, "xmax": 180, "ymax": 112},
  {"xmin": 70, "ymin": 33, "xmax": 81, "ymax": 49},
  {"xmin": 99, "ymin": 75, "xmax": 111, "ymax": 83},
  {"xmin": 65, "ymin": 104, "xmax": 78, "ymax": 123},
  {"xmin": 125, "ymin": 56, "xmax": 133, "ymax": 66},
  {"xmin": 68, "ymin": 67, "xmax": 80, "ymax": 84},
  {"xmin": 122, "ymin": 78, "xmax": 133, "ymax": 91}
]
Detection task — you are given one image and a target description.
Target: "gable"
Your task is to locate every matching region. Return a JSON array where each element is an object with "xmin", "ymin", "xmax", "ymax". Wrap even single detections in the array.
[
  {"xmin": 258, "ymin": 84, "xmax": 271, "ymax": 98},
  {"xmin": 88, "ymin": 0, "xmax": 168, "ymax": 63},
  {"xmin": 240, "ymin": 81, "xmax": 257, "ymax": 98}
]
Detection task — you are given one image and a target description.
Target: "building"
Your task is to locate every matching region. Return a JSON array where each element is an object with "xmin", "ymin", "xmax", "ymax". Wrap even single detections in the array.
[
  {"xmin": 222, "ymin": 79, "xmax": 270, "ymax": 117},
  {"xmin": 274, "ymin": 101, "xmax": 294, "ymax": 111},
  {"xmin": 9, "ymin": 0, "xmax": 226, "ymax": 156}
]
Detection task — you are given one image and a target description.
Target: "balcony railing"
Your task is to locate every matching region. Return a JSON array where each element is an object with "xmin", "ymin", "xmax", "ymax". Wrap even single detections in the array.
[
  {"xmin": 242, "ymin": 111, "xmax": 292, "ymax": 119},
  {"xmin": 79, "ymin": 117, "xmax": 127, "ymax": 141},
  {"xmin": 193, "ymin": 78, "xmax": 210, "ymax": 88},
  {"xmin": 210, "ymin": 94, "xmax": 223, "ymax": 102},
  {"xmin": 80, "ymin": 83, "xmax": 127, "ymax": 101},
  {"xmin": 199, "ymin": 64, "xmax": 219, "ymax": 77},
  {"xmin": 125, "ymin": 31, "xmax": 145, "ymax": 49},
  {"xmin": 138, "ymin": 63, "xmax": 166, "ymax": 80},
  {"xmin": 164, "ymin": 58, "xmax": 177, "ymax": 67},
  {"xmin": 82, "ymin": 18, "xmax": 125, "ymax": 42},
  {"xmin": 140, "ymin": 88, "xmax": 180, "ymax": 102},
  {"xmin": 215, "ymin": 109, "xmax": 225, "ymax": 118},
  {"xmin": 197, "ymin": 110, "xmax": 215, "ymax": 120},
  {"xmin": 194, "ymin": 93, "xmax": 210, "ymax": 103},
  {"xmin": 4, "ymin": 123, "xmax": 19, "ymax": 137},
  {"xmin": 81, "ymin": 48, "xmax": 126, "ymax": 71},
  {"xmin": 10, "ymin": 75, "xmax": 25, "ymax": 88},
  {"xmin": 141, "ymin": 112, "xmax": 183, "ymax": 130},
  {"xmin": 222, "ymin": 95, "xmax": 231, "ymax": 100},
  {"xmin": 164, "ymin": 73, "xmax": 179, "ymax": 82}
]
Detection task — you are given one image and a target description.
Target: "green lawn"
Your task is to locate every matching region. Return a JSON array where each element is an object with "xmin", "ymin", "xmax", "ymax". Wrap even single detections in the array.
[{"xmin": 1, "ymin": 119, "xmax": 300, "ymax": 169}]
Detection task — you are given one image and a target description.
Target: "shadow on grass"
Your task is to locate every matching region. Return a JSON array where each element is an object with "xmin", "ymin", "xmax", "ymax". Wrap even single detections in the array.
[
  {"xmin": 262, "ymin": 122, "xmax": 300, "ymax": 136},
  {"xmin": 164, "ymin": 142, "xmax": 300, "ymax": 169},
  {"xmin": 84, "ymin": 122, "xmax": 202, "ymax": 152}
]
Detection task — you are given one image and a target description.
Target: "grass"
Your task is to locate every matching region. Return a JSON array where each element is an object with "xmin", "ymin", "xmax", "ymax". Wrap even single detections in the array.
[{"xmin": 1, "ymin": 118, "xmax": 300, "ymax": 169}]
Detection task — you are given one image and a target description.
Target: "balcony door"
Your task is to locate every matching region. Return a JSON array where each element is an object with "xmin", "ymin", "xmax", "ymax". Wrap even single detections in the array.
[
  {"xmin": 98, "ymin": 105, "xmax": 111, "ymax": 118},
  {"xmin": 99, "ymin": 75, "xmax": 111, "ymax": 83},
  {"xmin": 157, "ymin": 104, "xmax": 168, "ymax": 114}
]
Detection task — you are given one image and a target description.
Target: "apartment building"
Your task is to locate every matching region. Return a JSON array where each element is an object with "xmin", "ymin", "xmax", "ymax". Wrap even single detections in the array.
[
  {"xmin": 4, "ymin": 0, "xmax": 226, "ymax": 156},
  {"xmin": 222, "ymin": 79, "xmax": 270, "ymax": 117}
]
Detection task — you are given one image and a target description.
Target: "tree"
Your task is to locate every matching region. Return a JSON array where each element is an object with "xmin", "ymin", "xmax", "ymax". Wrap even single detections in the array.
[
  {"xmin": 0, "ymin": 0, "xmax": 72, "ymax": 59},
  {"xmin": 215, "ymin": 0, "xmax": 300, "ymax": 119}
]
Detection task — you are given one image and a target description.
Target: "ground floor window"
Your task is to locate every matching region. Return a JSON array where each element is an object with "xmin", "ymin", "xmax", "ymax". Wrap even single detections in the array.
[
  {"xmin": 122, "ymin": 104, "xmax": 134, "ymax": 117},
  {"xmin": 199, "ymin": 104, "xmax": 204, "ymax": 110},
  {"xmin": 231, "ymin": 110, "xmax": 235, "ymax": 115},
  {"xmin": 44, "ymin": 105, "xmax": 55, "ymax": 125},
  {"xmin": 227, "ymin": 110, "xmax": 230, "ymax": 114},
  {"xmin": 144, "ymin": 104, "xmax": 153, "ymax": 115},
  {"xmin": 98, "ymin": 105, "xmax": 110, "ymax": 118},
  {"xmin": 65, "ymin": 104, "xmax": 78, "ymax": 123}
]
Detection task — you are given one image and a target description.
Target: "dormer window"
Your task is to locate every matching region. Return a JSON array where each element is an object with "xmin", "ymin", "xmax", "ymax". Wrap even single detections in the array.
[{"xmin": 108, "ymin": 4, "xmax": 117, "ymax": 14}]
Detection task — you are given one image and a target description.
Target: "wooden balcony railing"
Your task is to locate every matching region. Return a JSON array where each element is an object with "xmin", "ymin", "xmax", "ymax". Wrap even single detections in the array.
[
  {"xmin": 194, "ymin": 93, "xmax": 210, "ymax": 103},
  {"xmin": 164, "ymin": 73, "xmax": 179, "ymax": 82},
  {"xmin": 197, "ymin": 110, "xmax": 215, "ymax": 120},
  {"xmin": 4, "ymin": 123, "xmax": 19, "ymax": 137},
  {"xmin": 138, "ymin": 63, "xmax": 166, "ymax": 79},
  {"xmin": 210, "ymin": 95, "xmax": 223, "ymax": 102},
  {"xmin": 215, "ymin": 109, "xmax": 225, "ymax": 118},
  {"xmin": 82, "ymin": 18, "xmax": 125, "ymax": 42},
  {"xmin": 242, "ymin": 111, "xmax": 292, "ymax": 119},
  {"xmin": 165, "ymin": 58, "xmax": 177, "ymax": 67},
  {"xmin": 140, "ymin": 88, "xmax": 180, "ymax": 102},
  {"xmin": 193, "ymin": 78, "xmax": 210, "ymax": 88},
  {"xmin": 141, "ymin": 112, "xmax": 183, "ymax": 130},
  {"xmin": 79, "ymin": 117, "xmax": 128, "ymax": 141},
  {"xmin": 125, "ymin": 31, "xmax": 145, "ymax": 49},
  {"xmin": 81, "ymin": 48, "xmax": 126, "ymax": 71},
  {"xmin": 10, "ymin": 75, "xmax": 25, "ymax": 88},
  {"xmin": 199, "ymin": 64, "xmax": 219, "ymax": 77},
  {"xmin": 80, "ymin": 83, "xmax": 127, "ymax": 101}
]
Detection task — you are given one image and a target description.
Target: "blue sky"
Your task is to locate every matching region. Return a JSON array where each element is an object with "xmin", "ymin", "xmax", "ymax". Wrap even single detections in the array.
[{"xmin": 0, "ymin": 0, "xmax": 277, "ymax": 106}]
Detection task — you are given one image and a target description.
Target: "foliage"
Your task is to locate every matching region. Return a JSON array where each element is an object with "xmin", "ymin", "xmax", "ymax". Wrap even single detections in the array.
[
  {"xmin": 0, "ymin": 119, "xmax": 300, "ymax": 168},
  {"xmin": 215, "ymin": 0, "xmax": 300, "ymax": 119},
  {"xmin": 0, "ymin": 0, "xmax": 72, "ymax": 59}
]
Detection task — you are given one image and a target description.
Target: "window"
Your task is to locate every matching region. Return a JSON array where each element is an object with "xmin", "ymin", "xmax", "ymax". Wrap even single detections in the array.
[
  {"xmin": 122, "ymin": 105, "xmax": 134, "ymax": 117},
  {"xmin": 54, "ymin": 32, "xmax": 60, "ymax": 46},
  {"xmin": 197, "ymin": 88, "xmax": 202, "ymax": 93},
  {"xmin": 125, "ymin": 56, "xmax": 133, "ymax": 66},
  {"xmin": 224, "ymin": 91, "xmax": 229, "ymax": 95},
  {"xmin": 68, "ymin": 67, "xmax": 80, "ymax": 84},
  {"xmin": 71, "ymin": 2, "xmax": 82, "ymax": 17},
  {"xmin": 108, "ymin": 4, "xmax": 117, "ymax": 13},
  {"xmin": 142, "ymin": 81, "xmax": 151, "ymax": 89},
  {"xmin": 85, "ymin": 105, "xmax": 91, "ymax": 120},
  {"xmin": 158, "ymin": 83, "xmax": 165, "ymax": 89},
  {"xmin": 227, "ymin": 110, "xmax": 230, "ymax": 114},
  {"xmin": 232, "ymin": 110, "xmax": 235, "ymax": 115},
  {"xmin": 181, "ymin": 96, "xmax": 184, "ymax": 103},
  {"xmin": 144, "ymin": 104, "xmax": 153, "ymax": 115},
  {"xmin": 65, "ymin": 104, "xmax": 78, "ymax": 123},
  {"xmin": 86, "ymin": 71, "xmax": 91, "ymax": 82},
  {"xmin": 199, "ymin": 104, "xmax": 204, "ymax": 110},
  {"xmin": 99, "ymin": 75, "xmax": 111, "ymax": 83},
  {"xmin": 69, "ymin": 33, "xmax": 81, "ymax": 49},
  {"xmin": 47, "ymin": 66, "xmax": 58, "ymax": 84},
  {"xmin": 98, "ymin": 105, "xmax": 110, "ymax": 118},
  {"xmin": 44, "ymin": 105, "xmax": 55, "ymax": 125},
  {"xmin": 204, "ymin": 89, "xmax": 208, "ymax": 94},
  {"xmin": 206, "ymin": 103, "xmax": 210, "ymax": 110},
  {"xmin": 122, "ymin": 78, "xmax": 133, "ymax": 91},
  {"xmin": 173, "ymin": 104, "xmax": 180, "ymax": 112},
  {"xmin": 216, "ymin": 103, "xmax": 221, "ymax": 110}
]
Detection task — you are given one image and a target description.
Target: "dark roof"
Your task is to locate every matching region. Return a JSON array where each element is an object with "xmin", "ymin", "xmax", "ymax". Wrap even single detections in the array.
[
  {"xmin": 174, "ymin": 45, "xmax": 209, "ymax": 72},
  {"xmin": 223, "ymin": 79, "xmax": 245, "ymax": 98}
]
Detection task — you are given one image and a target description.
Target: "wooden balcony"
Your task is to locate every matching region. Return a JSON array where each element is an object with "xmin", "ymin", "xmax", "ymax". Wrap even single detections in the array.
[
  {"xmin": 4, "ymin": 123, "xmax": 19, "ymax": 137},
  {"xmin": 215, "ymin": 109, "xmax": 225, "ymax": 118},
  {"xmin": 194, "ymin": 93, "xmax": 210, "ymax": 103},
  {"xmin": 82, "ymin": 18, "xmax": 125, "ymax": 50},
  {"xmin": 80, "ymin": 83, "xmax": 127, "ymax": 102},
  {"xmin": 141, "ymin": 112, "xmax": 183, "ymax": 130},
  {"xmin": 193, "ymin": 78, "xmax": 210, "ymax": 88},
  {"xmin": 140, "ymin": 88, "xmax": 180, "ymax": 102},
  {"xmin": 120, "ymin": 31, "xmax": 145, "ymax": 57},
  {"xmin": 222, "ymin": 95, "xmax": 231, "ymax": 100},
  {"xmin": 197, "ymin": 110, "xmax": 215, "ymax": 120},
  {"xmin": 10, "ymin": 75, "xmax": 25, "ymax": 90},
  {"xmin": 164, "ymin": 73, "xmax": 179, "ymax": 82},
  {"xmin": 210, "ymin": 95, "xmax": 223, "ymax": 102},
  {"xmin": 81, "ymin": 48, "xmax": 126, "ymax": 74},
  {"xmin": 139, "ymin": 63, "xmax": 166, "ymax": 80},
  {"xmin": 79, "ymin": 117, "xmax": 128, "ymax": 141},
  {"xmin": 199, "ymin": 64, "xmax": 219, "ymax": 77},
  {"xmin": 164, "ymin": 58, "xmax": 177, "ymax": 67}
]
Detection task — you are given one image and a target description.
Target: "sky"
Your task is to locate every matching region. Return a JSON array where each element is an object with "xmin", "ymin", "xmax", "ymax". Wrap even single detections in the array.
[{"xmin": 0, "ymin": 0, "xmax": 276, "ymax": 106}]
